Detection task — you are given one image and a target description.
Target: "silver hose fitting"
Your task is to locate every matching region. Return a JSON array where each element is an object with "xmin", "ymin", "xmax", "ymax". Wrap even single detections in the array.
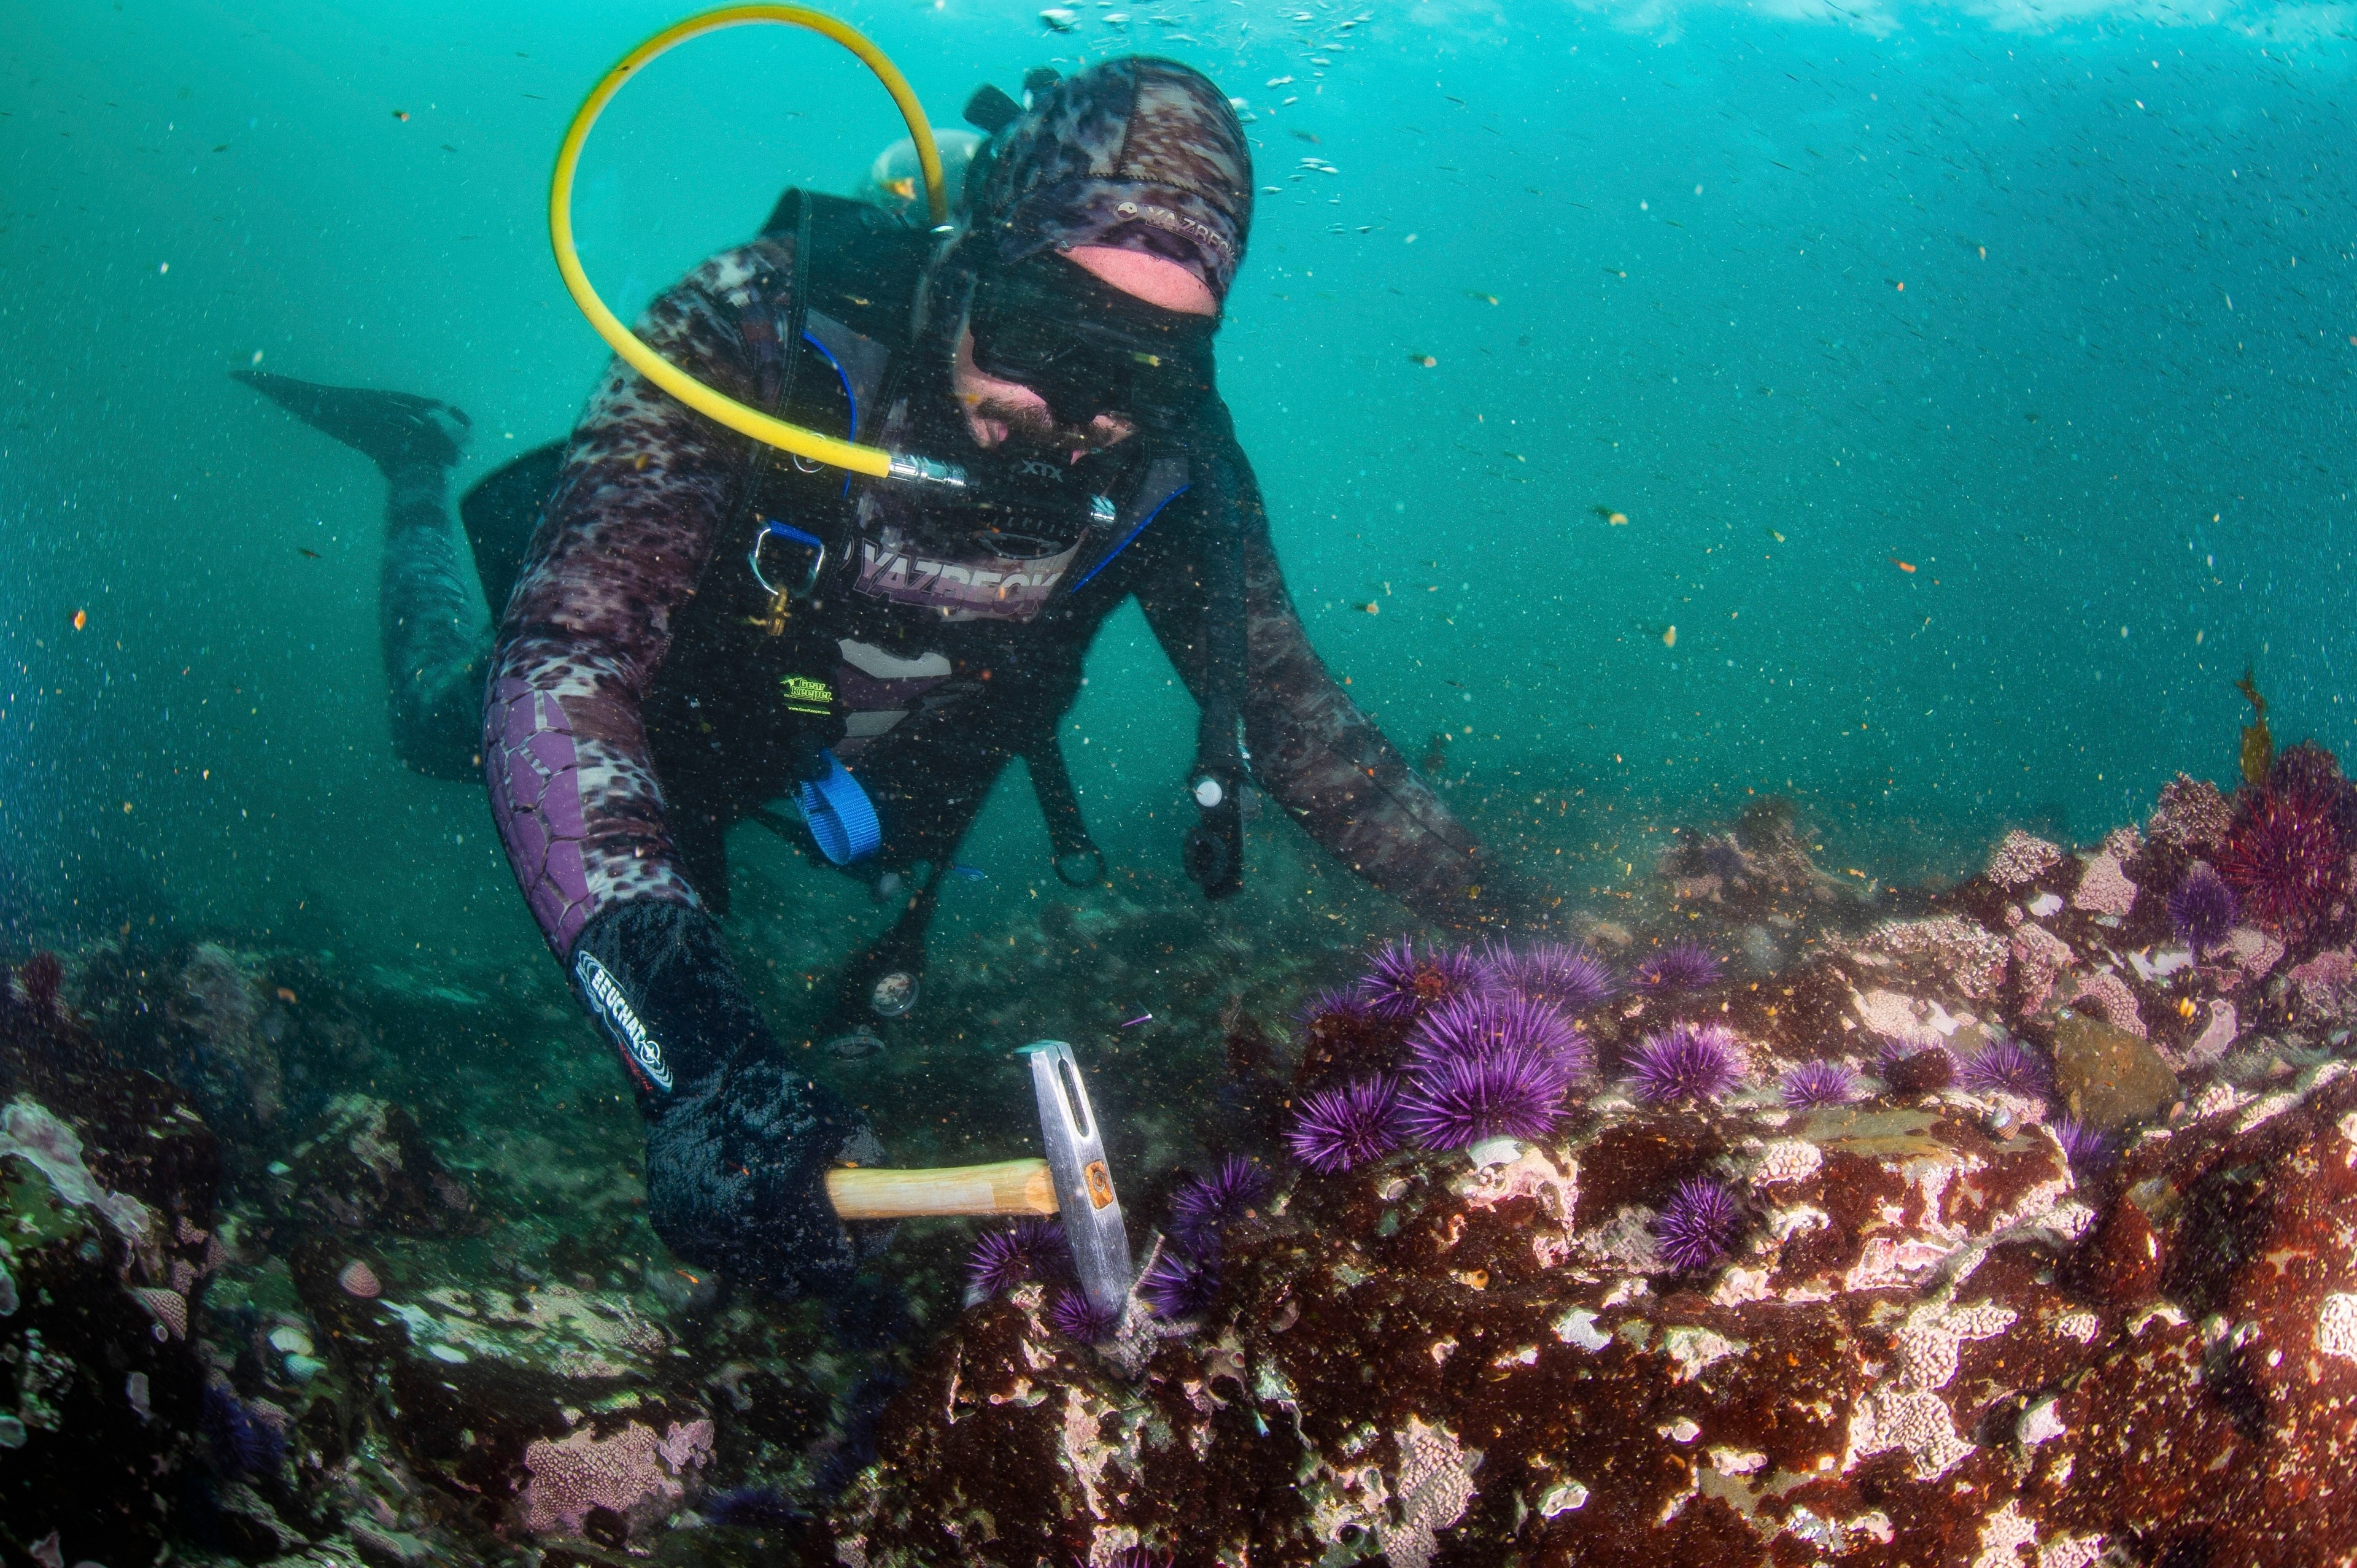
[{"xmin": 886, "ymin": 452, "xmax": 969, "ymax": 489}]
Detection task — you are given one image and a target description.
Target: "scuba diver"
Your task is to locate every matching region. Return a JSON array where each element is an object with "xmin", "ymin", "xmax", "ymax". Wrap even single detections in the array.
[{"xmin": 240, "ymin": 58, "xmax": 1547, "ymax": 1301}]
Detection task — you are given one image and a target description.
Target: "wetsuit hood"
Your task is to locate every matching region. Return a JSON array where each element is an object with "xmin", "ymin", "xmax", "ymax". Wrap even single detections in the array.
[{"xmin": 965, "ymin": 56, "xmax": 1253, "ymax": 306}]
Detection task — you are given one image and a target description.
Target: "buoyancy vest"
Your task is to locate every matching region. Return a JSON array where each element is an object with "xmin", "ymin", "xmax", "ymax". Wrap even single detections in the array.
[{"xmin": 643, "ymin": 190, "xmax": 1198, "ymax": 885}]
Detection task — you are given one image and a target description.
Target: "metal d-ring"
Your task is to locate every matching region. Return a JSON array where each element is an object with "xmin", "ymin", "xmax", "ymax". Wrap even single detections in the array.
[{"xmin": 749, "ymin": 518, "xmax": 827, "ymax": 600}]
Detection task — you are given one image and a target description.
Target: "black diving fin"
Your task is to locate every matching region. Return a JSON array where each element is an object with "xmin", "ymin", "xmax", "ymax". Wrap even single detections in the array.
[{"xmin": 233, "ymin": 368, "xmax": 470, "ymax": 472}]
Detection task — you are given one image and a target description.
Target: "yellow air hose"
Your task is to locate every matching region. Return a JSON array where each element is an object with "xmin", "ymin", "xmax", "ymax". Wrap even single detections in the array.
[{"xmin": 549, "ymin": 6, "xmax": 956, "ymax": 482}]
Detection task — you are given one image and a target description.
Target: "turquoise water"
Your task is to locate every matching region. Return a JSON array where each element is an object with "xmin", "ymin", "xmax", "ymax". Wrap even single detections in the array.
[
  {"xmin": 2, "ymin": 1, "xmax": 2351, "ymax": 960},
  {"xmin": 9, "ymin": 2, "xmax": 2357, "ymax": 1558}
]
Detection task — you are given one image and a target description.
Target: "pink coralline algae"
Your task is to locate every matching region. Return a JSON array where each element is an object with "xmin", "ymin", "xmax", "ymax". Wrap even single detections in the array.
[
  {"xmin": 130, "ymin": 1285, "xmax": 187, "ymax": 1340},
  {"xmin": 2070, "ymin": 849, "xmax": 2138, "ymax": 917},
  {"xmin": 1986, "ymin": 828, "xmax": 2062, "ymax": 888},
  {"xmin": 521, "ymin": 1417, "xmax": 713, "ymax": 1536},
  {"xmin": 1860, "ymin": 916, "xmax": 2011, "ymax": 1003},
  {"xmin": 2009, "ymin": 922, "xmax": 2077, "ymax": 1016},
  {"xmin": 2147, "ymin": 771, "xmax": 2234, "ymax": 854},
  {"xmin": 834, "ymin": 779, "xmax": 2357, "ymax": 1565},
  {"xmin": 2067, "ymin": 967, "xmax": 2147, "ymax": 1038}
]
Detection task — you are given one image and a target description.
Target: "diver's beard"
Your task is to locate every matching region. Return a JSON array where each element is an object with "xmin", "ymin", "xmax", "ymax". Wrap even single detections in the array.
[{"xmin": 972, "ymin": 395, "xmax": 1118, "ymax": 453}]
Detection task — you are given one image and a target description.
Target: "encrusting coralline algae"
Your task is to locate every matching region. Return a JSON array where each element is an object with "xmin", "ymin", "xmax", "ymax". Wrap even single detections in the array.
[{"xmin": 10, "ymin": 751, "xmax": 2357, "ymax": 1565}]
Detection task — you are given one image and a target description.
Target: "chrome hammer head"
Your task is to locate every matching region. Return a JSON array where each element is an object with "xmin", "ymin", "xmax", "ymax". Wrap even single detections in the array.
[{"xmin": 1020, "ymin": 1040, "xmax": 1133, "ymax": 1321}]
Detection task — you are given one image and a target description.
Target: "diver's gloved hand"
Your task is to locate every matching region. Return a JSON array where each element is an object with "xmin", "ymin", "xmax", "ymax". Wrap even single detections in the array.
[{"xmin": 568, "ymin": 900, "xmax": 888, "ymax": 1300}]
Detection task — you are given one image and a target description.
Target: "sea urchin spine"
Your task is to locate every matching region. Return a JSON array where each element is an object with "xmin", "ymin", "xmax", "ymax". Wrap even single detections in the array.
[
  {"xmin": 1398, "ymin": 1045, "xmax": 1568, "ymax": 1150},
  {"xmin": 967, "ymin": 1216, "xmax": 1069, "ymax": 1299},
  {"xmin": 1405, "ymin": 993, "xmax": 1592, "ymax": 1081},
  {"xmin": 2217, "ymin": 778, "xmax": 2353, "ymax": 944},
  {"xmin": 1355, "ymin": 937, "xmax": 1479, "ymax": 1019},
  {"xmin": 1139, "ymin": 1246, "xmax": 1222, "ymax": 1321},
  {"xmin": 1048, "ymin": 1288, "xmax": 1121, "ymax": 1345},
  {"xmin": 1653, "ymin": 1176, "xmax": 1743, "ymax": 1272},
  {"xmin": 1959, "ymin": 1037, "xmax": 2052, "ymax": 1101},
  {"xmin": 1286, "ymin": 1075, "xmax": 1404, "ymax": 1174},
  {"xmin": 1779, "ymin": 1059, "xmax": 1860, "ymax": 1110},
  {"xmin": 1626, "ymin": 1020, "xmax": 1745, "ymax": 1105},
  {"xmin": 1170, "ymin": 1156, "xmax": 1271, "ymax": 1252},
  {"xmin": 1485, "ymin": 940, "xmax": 1618, "ymax": 1013},
  {"xmin": 1631, "ymin": 940, "xmax": 1723, "ymax": 994}
]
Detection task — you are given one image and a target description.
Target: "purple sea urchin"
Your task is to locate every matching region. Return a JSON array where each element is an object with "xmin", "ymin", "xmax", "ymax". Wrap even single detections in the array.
[
  {"xmin": 1139, "ymin": 1246, "xmax": 1221, "ymax": 1320},
  {"xmin": 1960, "ymin": 1037, "xmax": 2052, "ymax": 1100},
  {"xmin": 1627, "ymin": 1020, "xmax": 1744, "ymax": 1105},
  {"xmin": 1048, "ymin": 1288, "xmax": 1121, "ymax": 1345},
  {"xmin": 1398, "ymin": 1045, "xmax": 1568, "ymax": 1149},
  {"xmin": 1779, "ymin": 1059, "xmax": 1860, "ymax": 1110},
  {"xmin": 2052, "ymin": 1115, "xmax": 2115, "ymax": 1175},
  {"xmin": 1631, "ymin": 940, "xmax": 1723, "ymax": 994},
  {"xmin": 1653, "ymin": 1176, "xmax": 1743, "ymax": 1271},
  {"xmin": 1296, "ymin": 985, "xmax": 1372, "ymax": 1030},
  {"xmin": 1406, "ymin": 993, "xmax": 1592, "ymax": 1080},
  {"xmin": 2168, "ymin": 863, "xmax": 2240, "ymax": 958},
  {"xmin": 1285, "ymin": 1075, "xmax": 1404, "ymax": 1173},
  {"xmin": 1355, "ymin": 937, "xmax": 1480, "ymax": 1019},
  {"xmin": 967, "ymin": 1216, "xmax": 1068, "ymax": 1299},
  {"xmin": 1487, "ymin": 940, "xmax": 1618, "ymax": 1013},
  {"xmin": 1171, "ymin": 1156, "xmax": 1271, "ymax": 1251}
]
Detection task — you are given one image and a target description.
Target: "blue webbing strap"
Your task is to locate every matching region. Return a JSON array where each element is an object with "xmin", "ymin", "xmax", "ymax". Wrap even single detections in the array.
[
  {"xmin": 798, "ymin": 751, "xmax": 882, "ymax": 865},
  {"xmin": 1068, "ymin": 484, "xmax": 1190, "ymax": 595}
]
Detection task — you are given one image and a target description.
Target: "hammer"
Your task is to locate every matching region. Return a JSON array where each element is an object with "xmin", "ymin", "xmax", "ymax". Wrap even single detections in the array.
[{"xmin": 822, "ymin": 1040, "xmax": 1134, "ymax": 1320}]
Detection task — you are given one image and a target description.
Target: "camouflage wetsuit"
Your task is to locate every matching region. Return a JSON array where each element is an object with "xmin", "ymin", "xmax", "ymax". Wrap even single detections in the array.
[
  {"xmin": 454, "ymin": 59, "xmax": 1529, "ymax": 1298},
  {"xmin": 480, "ymin": 229, "xmax": 1509, "ymax": 977}
]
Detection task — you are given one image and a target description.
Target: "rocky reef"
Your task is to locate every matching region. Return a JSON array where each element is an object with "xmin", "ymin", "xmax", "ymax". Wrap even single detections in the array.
[
  {"xmin": 832, "ymin": 760, "xmax": 2357, "ymax": 1566},
  {"xmin": 8, "ymin": 749, "xmax": 2357, "ymax": 1566}
]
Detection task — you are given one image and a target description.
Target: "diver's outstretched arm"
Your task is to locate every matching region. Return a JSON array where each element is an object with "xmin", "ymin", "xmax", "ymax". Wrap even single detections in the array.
[
  {"xmin": 482, "ymin": 235, "xmax": 880, "ymax": 1303},
  {"xmin": 233, "ymin": 369, "xmax": 487, "ymax": 779},
  {"xmin": 1137, "ymin": 440, "xmax": 1545, "ymax": 932}
]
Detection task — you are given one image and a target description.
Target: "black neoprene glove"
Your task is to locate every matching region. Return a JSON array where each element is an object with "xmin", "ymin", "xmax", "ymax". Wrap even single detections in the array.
[{"xmin": 568, "ymin": 900, "xmax": 885, "ymax": 1300}]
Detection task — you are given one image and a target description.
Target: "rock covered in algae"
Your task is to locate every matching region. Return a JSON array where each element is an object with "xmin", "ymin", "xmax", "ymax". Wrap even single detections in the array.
[
  {"xmin": 837, "ymin": 1072, "xmax": 2357, "ymax": 1565},
  {"xmin": 829, "ymin": 792, "xmax": 2357, "ymax": 1566},
  {"xmin": 0, "ymin": 955, "xmax": 224, "ymax": 1566},
  {"xmin": 2052, "ymin": 1007, "xmax": 2182, "ymax": 1130}
]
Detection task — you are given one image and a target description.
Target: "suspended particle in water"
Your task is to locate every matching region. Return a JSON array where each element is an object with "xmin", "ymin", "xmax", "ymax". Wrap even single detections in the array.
[{"xmin": 1663, "ymin": 625, "xmax": 1676, "ymax": 647}]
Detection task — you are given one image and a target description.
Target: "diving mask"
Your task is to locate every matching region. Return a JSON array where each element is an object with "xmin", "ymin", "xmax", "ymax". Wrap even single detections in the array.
[{"xmin": 967, "ymin": 251, "xmax": 1218, "ymax": 433}]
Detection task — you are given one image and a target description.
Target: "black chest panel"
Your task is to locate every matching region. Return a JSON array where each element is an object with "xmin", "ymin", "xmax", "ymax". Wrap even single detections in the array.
[{"xmin": 641, "ymin": 192, "xmax": 1191, "ymax": 822}]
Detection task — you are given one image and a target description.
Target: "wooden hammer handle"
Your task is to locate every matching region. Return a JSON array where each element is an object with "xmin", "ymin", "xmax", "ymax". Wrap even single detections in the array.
[{"xmin": 824, "ymin": 1158, "xmax": 1058, "ymax": 1220}]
